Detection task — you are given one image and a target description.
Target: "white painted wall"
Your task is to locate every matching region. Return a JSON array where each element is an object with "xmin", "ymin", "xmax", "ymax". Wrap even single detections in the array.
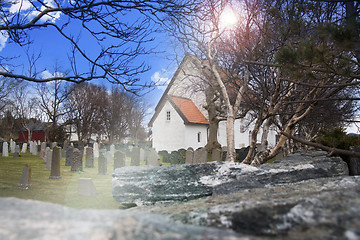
[
  {"xmin": 152, "ymin": 101, "xmax": 186, "ymax": 151},
  {"xmin": 184, "ymin": 124, "xmax": 208, "ymax": 150},
  {"xmin": 217, "ymin": 117, "xmax": 277, "ymax": 149}
]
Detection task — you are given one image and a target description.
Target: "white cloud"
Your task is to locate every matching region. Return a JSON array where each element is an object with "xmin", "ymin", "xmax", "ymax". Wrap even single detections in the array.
[
  {"xmin": 9, "ymin": 0, "xmax": 61, "ymax": 23},
  {"xmin": 0, "ymin": 31, "xmax": 8, "ymax": 52},
  {"xmin": 41, "ymin": 70, "xmax": 65, "ymax": 81},
  {"xmin": 9, "ymin": 0, "xmax": 33, "ymax": 14},
  {"xmin": 151, "ymin": 69, "xmax": 171, "ymax": 91}
]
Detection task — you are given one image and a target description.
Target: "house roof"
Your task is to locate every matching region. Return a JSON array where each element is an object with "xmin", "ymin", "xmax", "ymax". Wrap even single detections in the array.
[{"xmin": 169, "ymin": 96, "xmax": 209, "ymax": 125}]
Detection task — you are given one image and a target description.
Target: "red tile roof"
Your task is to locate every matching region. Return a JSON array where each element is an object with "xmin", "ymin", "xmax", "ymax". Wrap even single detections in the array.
[{"xmin": 170, "ymin": 96, "xmax": 209, "ymax": 125}]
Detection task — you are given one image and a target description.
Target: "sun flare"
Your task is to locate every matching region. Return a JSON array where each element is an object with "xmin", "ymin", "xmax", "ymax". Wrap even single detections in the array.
[{"xmin": 219, "ymin": 7, "xmax": 238, "ymax": 29}]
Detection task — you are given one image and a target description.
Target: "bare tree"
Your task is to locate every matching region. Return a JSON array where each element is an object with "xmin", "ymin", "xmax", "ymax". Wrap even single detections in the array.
[
  {"xmin": 0, "ymin": 0, "xmax": 200, "ymax": 92},
  {"xmin": 167, "ymin": 0, "xmax": 268, "ymax": 161},
  {"xmin": 10, "ymin": 82, "xmax": 41, "ymax": 142},
  {"xmin": 65, "ymin": 82, "xmax": 107, "ymax": 143},
  {"xmin": 36, "ymin": 65, "xmax": 71, "ymax": 142}
]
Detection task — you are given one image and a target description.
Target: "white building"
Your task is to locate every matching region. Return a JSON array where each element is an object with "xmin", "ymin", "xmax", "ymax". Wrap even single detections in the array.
[{"xmin": 148, "ymin": 55, "xmax": 277, "ymax": 152}]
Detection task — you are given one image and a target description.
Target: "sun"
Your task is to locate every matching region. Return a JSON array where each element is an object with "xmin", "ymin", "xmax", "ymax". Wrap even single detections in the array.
[{"xmin": 219, "ymin": 7, "xmax": 238, "ymax": 29}]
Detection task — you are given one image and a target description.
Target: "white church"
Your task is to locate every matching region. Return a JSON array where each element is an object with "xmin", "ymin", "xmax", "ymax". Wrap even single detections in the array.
[{"xmin": 148, "ymin": 55, "xmax": 277, "ymax": 152}]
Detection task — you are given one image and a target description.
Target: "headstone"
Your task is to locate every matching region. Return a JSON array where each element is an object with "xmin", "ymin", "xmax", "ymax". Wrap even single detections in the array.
[
  {"xmin": 44, "ymin": 147, "xmax": 50, "ymax": 163},
  {"xmin": 32, "ymin": 141, "xmax": 38, "ymax": 156},
  {"xmin": 13, "ymin": 145, "xmax": 20, "ymax": 158},
  {"xmin": 51, "ymin": 142, "xmax": 57, "ymax": 149},
  {"xmin": 85, "ymin": 147, "xmax": 94, "ymax": 168},
  {"xmin": 78, "ymin": 178, "xmax": 97, "ymax": 196},
  {"xmin": 49, "ymin": 146, "xmax": 61, "ymax": 179},
  {"xmin": 185, "ymin": 147, "xmax": 194, "ymax": 164},
  {"xmin": 71, "ymin": 148, "xmax": 83, "ymax": 172},
  {"xmin": 45, "ymin": 149, "xmax": 53, "ymax": 171},
  {"xmin": 193, "ymin": 149, "xmax": 208, "ymax": 164},
  {"xmin": 40, "ymin": 149, "xmax": 45, "ymax": 160},
  {"xmin": 41, "ymin": 142, "xmax": 46, "ymax": 150},
  {"xmin": 146, "ymin": 149, "xmax": 160, "ymax": 166},
  {"xmin": 2, "ymin": 142, "xmax": 8, "ymax": 157},
  {"xmin": 105, "ymin": 151, "xmax": 112, "ymax": 164},
  {"xmin": 211, "ymin": 148, "xmax": 222, "ymax": 162},
  {"xmin": 98, "ymin": 149, "xmax": 107, "ymax": 175},
  {"xmin": 93, "ymin": 142, "xmax": 99, "ymax": 158},
  {"xmin": 21, "ymin": 143, "xmax": 27, "ymax": 153},
  {"xmin": 130, "ymin": 147, "xmax": 140, "ymax": 166},
  {"xmin": 158, "ymin": 150, "xmax": 170, "ymax": 163},
  {"xmin": 65, "ymin": 145, "xmax": 73, "ymax": 166},
  {"xmin": 10, "ymin": 139, "xmax": 15, "ymax": 153},
  {"xmin": 110, "ymin": 144, "xmax": 115, "ymax": 159},
  {"xmin": 114, "ymin": 151, "xmax": 126, "ymax": 169},
  {"xmin": 170, "ymin": 151, "xmax": 185, "ymax": 164},
  {"xmin": 18, "ymin": 164, "xmax": 31, "ymax": 190}
]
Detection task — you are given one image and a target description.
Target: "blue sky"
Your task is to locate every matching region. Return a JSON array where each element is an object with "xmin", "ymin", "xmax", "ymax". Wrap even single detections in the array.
[{"xmin": 0, "ymin": 1, "xmax": 180, "ymax": 124}]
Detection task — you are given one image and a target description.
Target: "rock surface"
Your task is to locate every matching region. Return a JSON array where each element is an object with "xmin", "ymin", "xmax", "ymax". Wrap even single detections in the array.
[
  {"xmin": 0, "ymin": 197, "xmax": 243, "ymax": 240},
  {"xmin": 112, "ymin": 164, "xmax": 213, "ymax": 204},
  {"xmin": 125, "ymin": 151, "xmax": 360, "ymax": 239},
  {"xmin": 2, "ymin": 151, "xmax": 359, "ymax": 240}
]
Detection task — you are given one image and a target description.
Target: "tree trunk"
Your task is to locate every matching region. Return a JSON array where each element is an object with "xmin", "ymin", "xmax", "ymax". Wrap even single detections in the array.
[
  {"xmin": 226, "ymin": 113, "xmax": 236, "ymax": 162},
  {"xmin": 204, "ymin": 90, "xmax": 221, "ymax": 153},
  {"xmin": 260, "ymin": 118, "xmax": 271, "ymax": 151},
  {"xmin": 204, "ymin": 118, "xmax": 221, "ymax": 153},
  {"xmin": 242, "ymin": 118, "xmax": 262, "ymax": 164}
]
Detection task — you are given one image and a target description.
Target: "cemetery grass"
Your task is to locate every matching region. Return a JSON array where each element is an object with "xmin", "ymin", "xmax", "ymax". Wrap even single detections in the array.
[{"xmin": 0, "ymin": 152, "xmax": 120, "ymax": 209}]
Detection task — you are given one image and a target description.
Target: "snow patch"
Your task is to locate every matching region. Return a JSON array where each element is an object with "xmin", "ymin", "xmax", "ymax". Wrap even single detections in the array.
[{"xmin": 200, "ymin": 162, "xmax": 259, "ymax": 187}]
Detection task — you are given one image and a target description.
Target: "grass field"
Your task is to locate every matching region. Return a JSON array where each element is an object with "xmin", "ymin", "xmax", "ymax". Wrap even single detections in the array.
[{"xmin": 0, "ymin": 152, "xmax": 120, "ymax": 209}]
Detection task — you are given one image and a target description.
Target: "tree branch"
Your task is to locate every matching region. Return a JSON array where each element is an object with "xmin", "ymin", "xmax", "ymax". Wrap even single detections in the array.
[{"xmin": 280, "ymin": 130, "xmax": 360, "ymax": 158}]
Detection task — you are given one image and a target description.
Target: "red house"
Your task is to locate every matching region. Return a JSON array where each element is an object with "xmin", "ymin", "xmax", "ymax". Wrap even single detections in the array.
[{"xmin": 18, "ymin": 123, "xmax": 47, "ymax": 143}]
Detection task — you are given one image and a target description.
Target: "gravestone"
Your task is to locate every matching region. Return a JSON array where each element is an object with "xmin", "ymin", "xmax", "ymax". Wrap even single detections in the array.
[
  {"xmin": 146, "ymin": 149, "xmax": 160, "ymax": 166},
  {"xmin": 159, "ymin": 151, "xmax": 170, "ymax": 163},
  {"xmin": 65, "ymin": 145, "xmax": 73, "ymax": 166},
  {"xmin": 105, "ymin": 151, "xmax": 112, "ymax": 164},
  {"xmin": 13, "ymin": 145, "xmax": 20, "ymax": 158},
  {"xmin": 10, "ymin": 139, "xmax": 15, "ymax": 153},
  {"xmin": 93, "ymin": 142, "xmax": 99, "ymax": 158},
  {"xmin": 71, "ymin": 148, "xmax": 83, "ymax": 172},
  {"xmin": 78, "ymin": 178, "xmax": 97, "ymax": 196},
  {"xmin": 114, "ymin": 151, "xmax": 126, "ymax": 169},
  {"xmin": 85, "ymin": 147, "xmax": 94, "ymax": 168},
  {"xmin": 29, "ymin": 141, "xmax": 33, "ymax": 154},
  {"xmin": 18, "ymin": 164, "xmax": 31, "ymax": 190},
  {"xmin": 40, "ymin": 149, "xmax": 45, "ymax": 160},
  {"xmin": 51, "ymin": 142, "xmax": 57, "ymax": 149},
  {"xmin": 32, "ymin": 141, "xmax": 38, "ymax": 156},
  {"xmin": 45, "ymin": 149, "xmax": 53, "ymax": 171},
  {"xmin": 236, "ymin": 146, "xmax": 250, "ymax": 162},
  {"xmin": 185, "ymin": 147, "xmax": 194, "ymax": 164},
  {"xmin": 110, "ymin": 144, "xmax": 115, "ymax": 159},
  {"xmin": 130, "ymin": 147, "xmax": 140, "ymax": 166},
  {"xmin": 21, "ymin": 143, "xmax": 27, "ymax": 153},
  {"xmin": 2, "ymin": 142, "xmax": 8, "ymax": 157},
  {"xmin": 44, "ymin": 147, "xmax": 50, "ymax": 163},
  {"xmin": 49, "ymin": 146, "xmax": 61, "ymax": 179},
  {"xmin": 193, "ymin": 149, "xmax": 208, "ymax": 164},
  {"xmin": 211, "ymin": 148, "xmax": 222, "ymax": 162},
  {"xmin": 170, "ymin": 151, "xmax": 185, "ymax": 164},
  {"xmin": 98, "ymin": 149, "xmax": 107, "ymax": 175}
]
